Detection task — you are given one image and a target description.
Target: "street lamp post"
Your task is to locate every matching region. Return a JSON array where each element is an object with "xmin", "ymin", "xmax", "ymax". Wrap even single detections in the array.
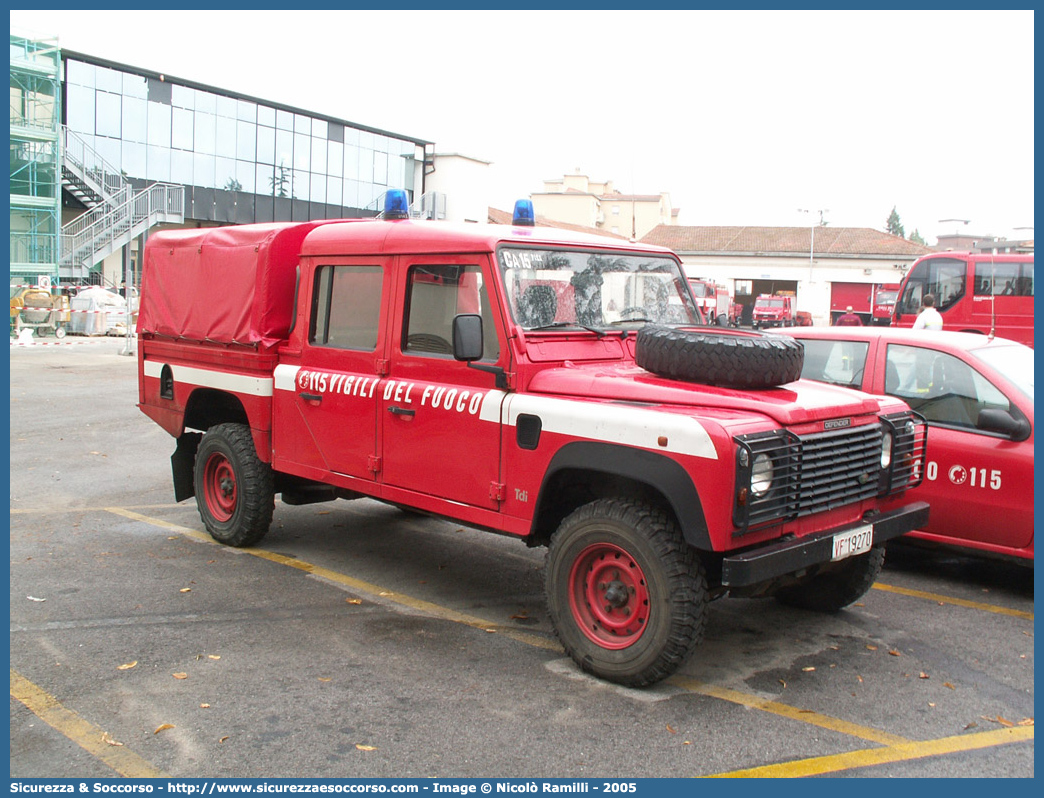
[{"xmin": 798, "ymin": 208, "xmax": 828, "ymax": 284}]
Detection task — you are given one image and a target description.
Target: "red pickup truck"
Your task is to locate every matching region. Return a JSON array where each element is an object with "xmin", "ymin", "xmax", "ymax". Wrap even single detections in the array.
[{"xmin": 136, "ymin": 195, "xmax": 928, "ymax": 687}]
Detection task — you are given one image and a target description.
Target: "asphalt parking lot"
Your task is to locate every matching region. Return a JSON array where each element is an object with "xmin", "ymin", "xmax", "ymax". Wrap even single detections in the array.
[{"xmin": 9, "ymin": 337, "xmax": 1035, "ymax": 778}]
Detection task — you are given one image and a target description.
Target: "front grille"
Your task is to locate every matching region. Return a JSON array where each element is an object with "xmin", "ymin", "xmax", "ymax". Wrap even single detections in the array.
[
  {"xmin": 734, "ymin": 424, "xmax": 885, "ymax": 533},
  {"xmin": 800, "ymin": 425, "xmax": 884, "ymax": 513}
]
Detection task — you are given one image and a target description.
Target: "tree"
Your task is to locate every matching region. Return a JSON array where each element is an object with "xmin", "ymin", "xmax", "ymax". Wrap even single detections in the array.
[
  {"xmin": 270, "ymin": 160, "xmax": 291, "ymax": 198},
  {"xmin": 909, "ymin": 229, "xmax": 926, "ymax": 246},
  {"xmin": 886, "ymin": 206, "xmax": 905, "ymax": 238}
]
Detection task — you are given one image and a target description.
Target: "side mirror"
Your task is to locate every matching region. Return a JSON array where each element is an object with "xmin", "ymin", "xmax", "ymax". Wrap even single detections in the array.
[
  {"xmin": 977, "ymin": 408, "xmax": 1031, "ymax": 441},
  {"xmin": 715, "ymin": 313, "xmax": 729, "ymax": 327},
  {"xmin": 452, "ymin": 314, "xmax": 484, "ymax": 362}
]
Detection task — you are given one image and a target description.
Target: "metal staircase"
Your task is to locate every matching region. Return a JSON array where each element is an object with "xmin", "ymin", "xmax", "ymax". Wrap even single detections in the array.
[
  {"xmin": 61, "ymin": 127, "xmax": 126, "ymax": 209},
  {"xmin": 409, "ymin": 191, "xmax": 446, "ymax": 220},
  {"xmin": 59, "ymin": 125, "xmax": 185, "ymax": 281}
]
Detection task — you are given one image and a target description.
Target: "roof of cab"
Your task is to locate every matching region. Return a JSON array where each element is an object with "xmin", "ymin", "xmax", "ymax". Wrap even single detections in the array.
[
  {"xmin": 300, "ymin": 218, "xmax": 675, "ymax": 258},
  {"xmin": 780, "ymin": 326, "xmax": 1024, "ymax": 352}
]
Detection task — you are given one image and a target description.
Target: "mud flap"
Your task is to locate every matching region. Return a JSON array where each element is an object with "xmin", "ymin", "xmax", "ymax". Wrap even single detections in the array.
[{"xmin": 171, "ymin": 432, "xmax": 202, "ymax": 503}]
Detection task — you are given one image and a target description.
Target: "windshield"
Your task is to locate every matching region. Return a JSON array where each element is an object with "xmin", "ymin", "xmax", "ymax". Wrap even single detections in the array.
[
  {"xmin": 757, "ymin": 298, "xmax": 785, "ymax": 308},
  {"xmin": 898, "ymin": 257, "xmax": 967, "ymax": 314},
  {"xmin": 970, "ymin": 343, "xmax": 1034, "ymax": 401},
  {"xmin": 498, "ymin": 247, "xmax": 701, "ymax": 330}
]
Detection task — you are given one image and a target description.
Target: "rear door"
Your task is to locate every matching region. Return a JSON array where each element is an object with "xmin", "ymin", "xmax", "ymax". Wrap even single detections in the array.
[{"xmin": 272, "ymin": 258, "xmax": 389, "ymax": 487}]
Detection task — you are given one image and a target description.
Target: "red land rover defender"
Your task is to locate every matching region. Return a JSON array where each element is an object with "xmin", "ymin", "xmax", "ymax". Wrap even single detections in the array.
[{"xmin": 137, "ymin": 195, "xmax": 928, "ymax": 687}]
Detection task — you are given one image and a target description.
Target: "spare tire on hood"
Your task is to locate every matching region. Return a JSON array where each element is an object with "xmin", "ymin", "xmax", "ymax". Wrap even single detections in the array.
[{"xmin": 635, "ymin": 326, "xmax": 804, "ymax": 389}]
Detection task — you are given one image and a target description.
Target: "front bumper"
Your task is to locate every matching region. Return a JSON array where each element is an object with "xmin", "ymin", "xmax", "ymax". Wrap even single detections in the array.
[{"xmin": 721, "ymin": 502, "xmax": 929, "ymax": 587}]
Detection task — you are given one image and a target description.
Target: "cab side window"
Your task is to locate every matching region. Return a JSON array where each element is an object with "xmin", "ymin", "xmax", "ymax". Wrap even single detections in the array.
[
  {"xmin": 402, "ymin": 264, "xmax": 499, "ymax": 361},
  {"xmin": 798, "ymin": 339, "xmax": 867, "ymax": 389},
  {"xmin": 885, "ymin": 344, "xmax": 1008, "ymax": 430},
  {"xmin": 310, "ymin": 265, "xmax": 383, "ymax": 351}
]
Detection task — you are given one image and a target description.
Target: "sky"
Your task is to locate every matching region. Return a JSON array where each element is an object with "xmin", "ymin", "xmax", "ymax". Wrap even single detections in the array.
[{"xmin": 10, "ymin": 8, "xmax": 1035, "ymax": 245}]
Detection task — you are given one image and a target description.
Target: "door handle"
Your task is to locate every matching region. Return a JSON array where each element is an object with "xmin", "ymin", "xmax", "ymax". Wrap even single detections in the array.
[
  {"xmin": 388, "ymin": 406, "xmax": 415, "ymax": 417},
  {"xmin": 298, "ymin": 392, "xmax": 323, "ymax": 403}
]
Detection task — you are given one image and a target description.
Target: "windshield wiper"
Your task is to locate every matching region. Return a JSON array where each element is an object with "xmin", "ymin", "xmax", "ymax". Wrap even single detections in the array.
[
  {"xmin": 527, "ymin": 321, "xmax": 608, "ymax": 338},
  {"xmin": 608, "ymin": 317, "xmax": 655, "ymax": 325}
]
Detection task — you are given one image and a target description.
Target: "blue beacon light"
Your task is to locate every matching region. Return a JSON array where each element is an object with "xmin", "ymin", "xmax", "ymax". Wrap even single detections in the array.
[
  {"xmin": 382, "ymin": 189, "xmax": 410, "ymax": 219},
  {"xmin": 513, "ymin": 199, "xmax": 535, "ymax": 227}
]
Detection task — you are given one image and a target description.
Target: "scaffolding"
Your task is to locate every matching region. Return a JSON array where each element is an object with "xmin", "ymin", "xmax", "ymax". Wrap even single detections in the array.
[{"xmin": 10, "ymin": 33, "xmax": 61, "ymax": 289}]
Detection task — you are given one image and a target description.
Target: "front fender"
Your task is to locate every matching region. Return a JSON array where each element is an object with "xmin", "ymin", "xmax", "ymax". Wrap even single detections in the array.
[{"xmin": 535, "ymin": 441, "xmax": 711, "ymax": 550}]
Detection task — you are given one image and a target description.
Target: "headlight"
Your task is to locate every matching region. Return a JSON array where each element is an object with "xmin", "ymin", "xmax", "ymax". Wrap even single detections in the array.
[
  {"xmin": 750, "ymin": 453, "xmax": 774, "ymax": 497},
  {"xmin": 881, "ymin": 432, "xmax": 893, "ymax": 469}
]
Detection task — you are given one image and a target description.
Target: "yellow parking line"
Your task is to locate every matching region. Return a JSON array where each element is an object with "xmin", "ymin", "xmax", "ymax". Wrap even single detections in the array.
[
  {"xmin": 105, "ymin": 506, "xmax": 1031, "ymax": 778},
  {"xmin": 706, "ymin": 725, "xmax": 1034, "ymax": 777},
  {"xmin": 106, "ymin": 509, "xmax": 937, "ymax": 748},
  {"xmin": 105, "ymin": 506, "xmax": 214, "ymax": 541},
  {"xmin": 18, "ymin": 505, "xmax": 1033, "ymax": 623},
  {"xmin": 10, "ymin": 670, "xmax": 169, "ymax": 778},
  {"xmin": 104, "ymin": 507, "xmax": 561, "ymax": 652},
  {"xmin": 873, "ymin": 582, "xmax": 1034, "ymax": 620},
  {"xmin": 671, "ymin": 678, "xmax": 910, "ymax": 746},
  {"xmin": 10, "ymin": 503, "xmax": 183, "ymax": 515}
]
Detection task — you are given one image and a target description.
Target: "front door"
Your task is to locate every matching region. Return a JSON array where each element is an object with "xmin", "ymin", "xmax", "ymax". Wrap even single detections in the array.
[
  {"xmin": 880, "ymin": 342, "xmax": 1032, "ymax": 550},
  {"xmin": 380, "ymin": 257, "xmax": 507, "ymax": 509}
]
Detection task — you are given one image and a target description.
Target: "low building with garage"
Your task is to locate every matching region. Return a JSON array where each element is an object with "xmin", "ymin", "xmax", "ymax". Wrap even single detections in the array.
[{"xmin": 642, "ymin": 225, "xmax": 933, "ymax": 326}]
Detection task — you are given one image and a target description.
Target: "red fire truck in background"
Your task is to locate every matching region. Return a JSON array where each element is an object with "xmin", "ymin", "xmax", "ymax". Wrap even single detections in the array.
[
  {"xmin": 892, "ymin": 252, "xmax": 1033, "ymax": 347},
  {"xmin": 687, "ymin": 278, "xmax": 730, "ymax": 323},
  {"xmin": 830, "ymin": 283, "xmax": 900, "ymax": 326},
  {"xmin": 871, "ymin": 286, "xmax": 899, "ymax": 325},
  {"xmin": 752, "ymin": 293, "xmax": 795, "ymax": 328}
]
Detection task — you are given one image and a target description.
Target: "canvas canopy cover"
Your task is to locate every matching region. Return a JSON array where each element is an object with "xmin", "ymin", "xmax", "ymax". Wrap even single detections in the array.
[{"xmin": 137, "ymin": 222, "xmax": 317, "ymax": 348}]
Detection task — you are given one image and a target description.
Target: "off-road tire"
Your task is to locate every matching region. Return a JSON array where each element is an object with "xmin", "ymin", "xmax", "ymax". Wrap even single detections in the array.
[
  {"xmin": 635, "ymin": 325, "xmax": 804, "ymax": 388},
  {"xmin": 194, "ymin": 422, "xmax": 274, "ymax": 547},
  {"xmin": 775, "ymin": 544, "xmax": 885, "ymax": 612},
  {"xmin": 545, "ymin": 498, "xmax": 707, "ymax": 687}
]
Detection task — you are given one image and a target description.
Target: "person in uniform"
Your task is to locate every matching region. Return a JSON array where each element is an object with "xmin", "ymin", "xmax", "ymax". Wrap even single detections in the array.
[
  {"xmin": 912, "ymin": 294, "xmax": 943, "ymax": 330},
  {"xmin": 835, "ymin": 306, "xmax": 863, "ymax": 326}
]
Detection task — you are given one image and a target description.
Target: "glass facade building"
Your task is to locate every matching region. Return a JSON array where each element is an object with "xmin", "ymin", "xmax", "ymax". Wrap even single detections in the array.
[{"xmin": 61, "ymin": 50, "xmax": 432, "ymax": 226}]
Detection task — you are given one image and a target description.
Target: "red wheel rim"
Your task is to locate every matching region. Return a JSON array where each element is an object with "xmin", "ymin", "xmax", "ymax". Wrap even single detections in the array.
[
  {"xmin": 203, "ymin": 452, "xmax": 237, "ymax": 522},
  {"xmin": 568, "ymin": 543, "xmax": 650, "ymax": 650}
]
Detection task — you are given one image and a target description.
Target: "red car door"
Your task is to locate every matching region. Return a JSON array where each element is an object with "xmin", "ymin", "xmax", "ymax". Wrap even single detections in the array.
[
  {"xmin": 873, "ymin": 341, "xmax": 1033, "ymax": 552},
  {"xmin": 379, "ymin": 256, "xmax": 508, "ymax": 510}
]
